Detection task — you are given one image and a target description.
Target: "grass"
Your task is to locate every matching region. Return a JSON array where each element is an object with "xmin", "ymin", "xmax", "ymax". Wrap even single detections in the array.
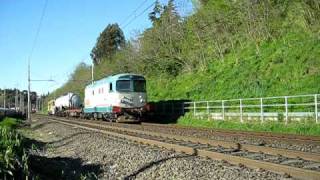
[
  {"xmin": 0, "ymin": 117, "xmax": 19, "ymax": 129},
  {"xmin": 0, "ymin": 117, "xmax": 29, "ymax": 179},
  {"xmin": 147, "ymin": 32, "xmax": 320, "ymax": 101},
  {"xmin": 178, "ymin": 113, "xmax": 320, "ymax": 136}
]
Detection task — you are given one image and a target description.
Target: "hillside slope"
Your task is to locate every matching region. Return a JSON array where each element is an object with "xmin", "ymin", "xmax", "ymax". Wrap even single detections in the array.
[
  {"xmin": 45, "ymin": 0, "xmax": 320, "ymax": 107},
  {"xmin": 148, "ymin": 32, "xmax": 320, "ymax": 101}
]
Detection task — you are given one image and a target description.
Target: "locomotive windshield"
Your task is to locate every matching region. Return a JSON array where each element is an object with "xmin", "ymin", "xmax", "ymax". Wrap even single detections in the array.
[
  {"xmin": 116, "ymin": 79, "xmax": 146, "ymax": 92},
  {"xmin": 133, "ymin": 80, "xmax": 146, "ymax": 92},
  {"xmin": 116, "ymin": 80, "xmax": 131, "ymax": 92}
]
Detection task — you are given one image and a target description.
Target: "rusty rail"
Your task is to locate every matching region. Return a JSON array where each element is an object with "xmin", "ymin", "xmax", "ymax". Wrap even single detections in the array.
[
  {"xmin": 141, "ymin": 122, "xmax": 320, "ymax": 144},
  {"xmin": 38, "ymin": 115, "xmax": 320, "ymax": 180},
  {"xmin": 62, "ymin": 118, "xmax": 320, "ymax": 162}
]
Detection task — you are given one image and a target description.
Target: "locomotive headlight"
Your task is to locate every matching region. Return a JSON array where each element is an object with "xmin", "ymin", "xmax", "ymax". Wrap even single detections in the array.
[
  {"xmin": 140, "ymin": 98, "xmax": 145, "ymax": 103},
  {"xmin": 140, "ymin": 95, "xmax": 145, "ymax": 103}
]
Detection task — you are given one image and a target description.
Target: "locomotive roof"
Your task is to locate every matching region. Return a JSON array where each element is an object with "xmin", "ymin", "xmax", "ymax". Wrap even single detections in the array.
[{"xmin": 85, "ymin": 73, "xmax": 145, "ymax": 89}]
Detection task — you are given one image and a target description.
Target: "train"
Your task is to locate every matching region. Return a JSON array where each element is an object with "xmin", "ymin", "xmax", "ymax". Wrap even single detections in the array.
[
  {"xmin": 0, "ymin": 108, "xmax": 25, "ymax": 120},
  {"xmin": 48, "ymin": 93, "xmax": 82, "ymax": 117},
  {"xmin": 48, "ymin": 73, "xmax": 148, "ymax": 122}
]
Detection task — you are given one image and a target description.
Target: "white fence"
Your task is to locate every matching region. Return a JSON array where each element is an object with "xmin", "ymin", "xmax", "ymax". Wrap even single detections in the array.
[{"xmin": 184, "ymin": 94, "xmax": 320, "ymax": 124}]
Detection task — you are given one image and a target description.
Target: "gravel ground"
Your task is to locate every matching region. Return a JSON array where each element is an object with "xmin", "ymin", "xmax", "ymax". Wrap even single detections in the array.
[
  {"xmin": 21, "ymin": 117, "xmax": 292, "ymax": 180},
  {"xmin": 105, "ymin": 122, "xmax": 320, "ymax": 153}
]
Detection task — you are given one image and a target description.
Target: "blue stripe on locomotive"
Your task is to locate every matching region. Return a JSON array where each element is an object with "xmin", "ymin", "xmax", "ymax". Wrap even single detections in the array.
[{"xmin": 83, "ymin": 106, "xmax": 113, "ymax": 113}]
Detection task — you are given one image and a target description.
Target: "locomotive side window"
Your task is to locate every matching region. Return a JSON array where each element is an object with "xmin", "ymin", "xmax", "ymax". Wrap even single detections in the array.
[
  {"xmin": 109, "ymin": 83, "xmax": 113, "ymax": 91},
  {"xmin": 116, "ymin": 80, "xmax": 131, "ymax": 92}
]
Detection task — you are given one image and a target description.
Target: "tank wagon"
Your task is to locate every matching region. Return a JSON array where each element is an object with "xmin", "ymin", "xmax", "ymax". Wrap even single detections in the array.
[
  {"xmin": 84, "ymin": 73, "xmax": 147, "ymax": 122},
  {"xmin": 47, "ymin": 99, "xmax": 55, "ymax": 115},
  {"xmin": 53, "ymin": 93, "xmax": 82, "ymax": 117}
]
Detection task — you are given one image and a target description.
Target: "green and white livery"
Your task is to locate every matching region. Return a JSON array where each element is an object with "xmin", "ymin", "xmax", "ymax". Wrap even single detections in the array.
[{"xmin": 84, "ymin": 73, "xmax": 147, "ymax": 122}]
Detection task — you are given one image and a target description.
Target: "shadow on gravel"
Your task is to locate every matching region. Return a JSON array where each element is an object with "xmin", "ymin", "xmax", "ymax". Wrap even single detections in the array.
[
  {"xmin": 48, "ymin": 132, "xmax": 103, "ymax": 148},
  {"xmin": 29, "ymin": 155, "xmax": 102, "ymax": 180},
  {"xmin": 24, "ymin": 137, "xmax": 102, "ymax": 179},
  {"xmin": 145, "ymin": 100, "xmax": 191, "ymax": 124},
  {"xmin": 48, "ymin": 132, "xmax": 91, "ymax": 144},
  {"xmin": 124, "ymin": 154, "xmax": 195, "ymax": 180},
  {"xmin": 30, "ymin": 121, "xmax": 56, "ymax": 130}
]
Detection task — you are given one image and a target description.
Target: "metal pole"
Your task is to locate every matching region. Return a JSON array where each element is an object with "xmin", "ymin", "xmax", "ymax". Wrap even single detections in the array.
[
  {"xmin": 91, "ymin": 62, "xmax": 94, "ymax": 85},
  {"xmin": 260, "ymin": 98, "xmax": 264, "ymax": 123},
  {"xmin": 240, "ymin": 99, "xmax": 243, "ymax": 123},
  {"xmin": 28, "ymin": 59, "xmax": 31, "ymax": 124},
  {"xmin": 41, "ymin": 97, "xmax": 43, "ymax": 112},
  {"xmin": 171, "ymin": 102, "xmax": 174, "ymax": 115},
  {"xmin": 181, "ymin": 102, "xmax": 184, "ymax": 114},
  {"xmin": 15, "ymin": 89, "xmax": 18, "ymax": 111},
  {"xmin": 162, "ymin": 103, "xmax": 165, "ymax": 115},
  {"xmin": 3, "ymin": 88, "xmax": 5, "ymax": 108},
  {"xmin": 222, "ymin": 100, "xmax": 225, "ymax": 120},
  {"xmin": 19, "ymin": 93, "xmax": 22, "ymax": 113},
  {"xmin": 285, "ymin": 96, "xmax": 288, "ymax": 125},
  {"xmin": 315, "ymin": 94, "xmax": 318, "ymax": 123}
]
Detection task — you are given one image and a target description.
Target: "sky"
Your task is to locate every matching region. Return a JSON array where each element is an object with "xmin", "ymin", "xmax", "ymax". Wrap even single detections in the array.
[{"xmin": 0, "ymin": 0, "xmax": 193, "ymax": 95}]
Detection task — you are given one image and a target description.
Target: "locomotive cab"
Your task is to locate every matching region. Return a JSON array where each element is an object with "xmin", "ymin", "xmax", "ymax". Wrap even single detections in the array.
[{"xmin": 84, "ymin": 73, "xmax": 148, "ymax": 122}]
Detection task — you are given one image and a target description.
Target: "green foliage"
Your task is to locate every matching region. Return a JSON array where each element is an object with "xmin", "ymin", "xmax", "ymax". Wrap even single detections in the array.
[
  {"xmin": 0, "ymin": 118, "xmax": 19, "ymax": 129},
  {"xmin": 91, "ymin": 23, "xmax": 125, "ymax": 65},
  {"xmin": 178, "ymin": 113, "xmax": 320, "ymax": 136},
  {"xmin": 0, "ymin": 119, "xmax": 29, "ymax": 179},
  {"xmin": 147, "ymin": 32, "xmax": 320, "ymax": 101},
  {"xmin": 148, "ymin": 0, "xmax": 163, "ymax": 24}
]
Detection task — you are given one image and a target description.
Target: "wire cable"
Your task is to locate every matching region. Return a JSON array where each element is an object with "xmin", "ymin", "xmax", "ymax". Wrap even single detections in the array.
[
  {"xmin": 120, "ymin": 0, "xmax": 150, "ymax": 26},
  {"xmin": 28, "ymin": 0, "xmax": 48, "ymax": 63},
  {"xmin": 122, "ymin": 1, "xmax": 156, "ymax": 29}
]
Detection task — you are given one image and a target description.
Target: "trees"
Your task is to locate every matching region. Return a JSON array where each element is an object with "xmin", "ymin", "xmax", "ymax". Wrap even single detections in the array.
[
  {"xmin": 90, "ymin": 23, "xmax": 125, "ymax": 65},
  {"xmin": 139, "ymin": 0, "xmax": 184, "ymax": 76},
  {"xmin": 148, "ymin": 0, "xmax": 162, "ymax": 25}
]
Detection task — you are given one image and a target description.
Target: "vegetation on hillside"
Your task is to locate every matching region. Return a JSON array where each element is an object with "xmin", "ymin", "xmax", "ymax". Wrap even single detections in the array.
[
  {"xmin": 91, "ymin": 23, "xmax": 126, "ymax": 65},
  {"xmin": 45, "ymin": 0, "xmax": 320, "ymax": 107}
]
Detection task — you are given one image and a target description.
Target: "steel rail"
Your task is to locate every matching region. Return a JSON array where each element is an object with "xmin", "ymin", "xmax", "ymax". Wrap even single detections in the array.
[
  {"xmin": 140, "ymin": 122, "xmax": 320, "ymax": 144},
  {"xmin": 37, "ymin": 114, "xmax": 320, "ymax": 144},
  {"xmin": 44, "ymin": 117, "xmax": 320, "ymax": 180},
  {"xmin": 52, "ymin": 117, "xmax": 320, "ymax": 162},
  {"xmin": 35, "ymin": 114, "xmax": 320, "ymax": 161}
]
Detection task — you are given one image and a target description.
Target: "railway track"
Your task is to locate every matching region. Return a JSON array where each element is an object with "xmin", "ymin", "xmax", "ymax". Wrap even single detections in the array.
[
  {"xmin": 35, "ymin": 115, "xmax": 320, "ymax": 180},
  {"xmin": 140, "ymin": 122, "xmax": 320, "ymax": 145},
  {"xmin": 36, "ymin": 114, "xmax": 320, "ymax": 145}
]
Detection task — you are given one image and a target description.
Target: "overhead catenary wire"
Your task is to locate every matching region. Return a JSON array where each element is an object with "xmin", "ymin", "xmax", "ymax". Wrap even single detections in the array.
[
  {"xmin": 121, "ymin": 1, "xmax": 156, "ymax": 29},
  {"xmin": 120, "ymin": 0, "xmax": 150, "ymax": 26},
  {"xmin": 28, "ymin": 0, "xmax": 48, "ymax": 63},
  {"xmin": 27, "ymin": 0, "xmax": 49, "ymax": 123}
]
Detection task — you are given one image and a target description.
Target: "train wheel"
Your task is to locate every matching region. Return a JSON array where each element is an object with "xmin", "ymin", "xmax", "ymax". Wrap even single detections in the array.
[{"xmin": 93, "ymin": 113, "xmax": 98, "ymax": 120}]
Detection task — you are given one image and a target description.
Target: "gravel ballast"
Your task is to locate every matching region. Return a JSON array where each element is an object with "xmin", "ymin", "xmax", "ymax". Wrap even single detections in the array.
[
  {"xmin": 22, "ymin": 118, "xmax": 291, "ymax": 179},
  {"xmin": 105, "ymin": 122, "xmax": 320, "ymax": 153}
]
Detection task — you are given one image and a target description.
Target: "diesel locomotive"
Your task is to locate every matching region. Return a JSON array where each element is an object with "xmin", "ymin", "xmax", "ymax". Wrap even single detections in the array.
[{"xmin": 48, "ymin": 73, "xmax": 148, "ymax": 122}]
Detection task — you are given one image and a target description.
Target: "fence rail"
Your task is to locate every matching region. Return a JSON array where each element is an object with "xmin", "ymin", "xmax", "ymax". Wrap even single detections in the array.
[{"xmin": 184, "ymin": 94, "xmax": 320, "ymax": 124}]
